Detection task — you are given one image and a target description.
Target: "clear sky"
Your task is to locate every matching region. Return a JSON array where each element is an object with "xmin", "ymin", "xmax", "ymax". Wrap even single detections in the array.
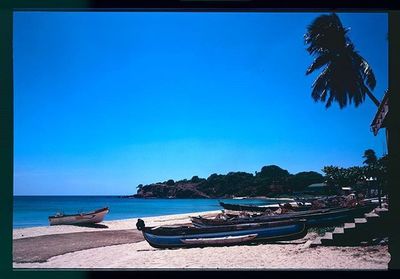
[{"xmin": 13, "ymin": 12, "xmax": 388, "ymax": 195}]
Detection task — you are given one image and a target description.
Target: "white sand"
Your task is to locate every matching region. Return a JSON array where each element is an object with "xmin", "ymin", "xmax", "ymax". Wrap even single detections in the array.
[
  {"xmin": 13, "ymin": 210, "xmax": 390, "ymax": 270},
  {"xmin": 13, "ymin": 240, "xmax": 389, "ymax": 270}
]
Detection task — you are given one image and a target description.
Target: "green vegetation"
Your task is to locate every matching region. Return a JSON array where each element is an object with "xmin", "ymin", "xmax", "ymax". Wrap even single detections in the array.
[
  {"xmin": 322, "ymin": 150, "xmax": 388, "ymax": 195},
  {"xmin": 308, "ymin": 226, "xmax": 336, "ymax": 236},
  {"xmin": 166, "ymin": 179, "xmax": 175, "ymax": 186},
  {"xmin": 288, "ymin": 171, "xmax": 326, "ymax": 192},
  {"xmin": 134, "ymin": 164, "xmax": 324, "ymax": 198},
  {"xmin": 197, "ymin": 165, "xmax": 325, "ymax": 198},
  {"xmin": 133, "ymin": 148, "xmax": 387, "ymax": 199},
  {"xmin": 363, "ymin": 149, "xmax": 378, "ymax": 165}
]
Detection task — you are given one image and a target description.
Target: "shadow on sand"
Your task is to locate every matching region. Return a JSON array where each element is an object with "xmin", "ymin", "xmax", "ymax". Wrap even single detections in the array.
[{"xmin": 74, "ymin": 223, "xmax": 109, "ymax": 229}]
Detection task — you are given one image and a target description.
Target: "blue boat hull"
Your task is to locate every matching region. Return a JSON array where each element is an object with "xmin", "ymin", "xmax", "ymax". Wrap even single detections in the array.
[{"xmin": 138, "ymin": 219, "xmax": 307, "ymax": 248}]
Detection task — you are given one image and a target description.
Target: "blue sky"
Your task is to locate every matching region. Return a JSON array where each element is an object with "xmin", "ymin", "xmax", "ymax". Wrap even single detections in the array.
[{"xmin": 13, "ymin": 12, "xmax": 388, "ymax": 195}]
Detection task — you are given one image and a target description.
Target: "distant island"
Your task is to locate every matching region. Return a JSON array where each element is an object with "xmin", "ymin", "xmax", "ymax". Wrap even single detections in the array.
[{"xmin": 128, "ymin": 165, "xmax": 324, "ymax": 199}]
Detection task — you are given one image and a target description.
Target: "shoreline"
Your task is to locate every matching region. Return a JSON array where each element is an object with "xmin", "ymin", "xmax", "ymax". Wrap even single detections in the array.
[
  {"xmin": 13, "ymin": 197, "xmax": 292, "ymax": 230},
  {"xmin": 13, "ymin": 196, "xmax": 279, "ymax": 229},
  {"xmin": 13, "ymin": 210, "xmax": 390, "ymax": 269},
  {"xmin": 13, "ymin": 210, "xmax": 222, "ymax": 239}
]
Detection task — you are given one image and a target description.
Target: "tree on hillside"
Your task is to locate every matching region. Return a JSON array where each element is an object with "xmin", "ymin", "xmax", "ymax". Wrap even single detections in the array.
[
  {"xmin": 257, "ymin": 165, "xmax": 290, "ymax": 182},
  {"xmin": 288, "ymin": 171, "xmax": 325, "ymax": 191},
  {"xmin": 202, "ymin": 172, "xmax": 255, "ymax": 197},
  {"xmin": 304, "ymin": 13, "xmax": 380, "ymax": 109},
  {"xmin": 166, "ymin": 179, "xmax": 175, "ymax": 186},
  {"xmin": 191, "ymin": 176, "xmax": 202, "ymax": 183},
  {"xmin": 254, "ymin": 165, "xmax": 290, "ymax": 195}
]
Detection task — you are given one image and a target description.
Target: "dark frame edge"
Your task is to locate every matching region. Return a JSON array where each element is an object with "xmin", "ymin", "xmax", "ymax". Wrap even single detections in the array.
[
  {"xmin": 388, "ymin": 10, "xmax": 400, "ymax": 270},
  {"xmin": 0, "ymin": 1, "xmax": 398, "ymax": 277},
  {"xmin": 0, "ymin": 6, "xmax": 14, "ymax": 276},
  {"xmin": 0, "ymin": 0, "xmax": 398, "ymax": 10}
]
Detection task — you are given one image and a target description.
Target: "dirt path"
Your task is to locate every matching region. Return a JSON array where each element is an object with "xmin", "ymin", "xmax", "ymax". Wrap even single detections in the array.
[{"xmin": 13, "ymin": 229, "xmax": 144, "ymax": 263}]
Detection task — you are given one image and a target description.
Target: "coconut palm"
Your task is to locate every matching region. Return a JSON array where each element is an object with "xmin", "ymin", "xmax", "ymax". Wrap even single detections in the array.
[
  {"xmin": 363, "ymin": 149, "xmax": 378, "ymax": 165},
  {"xmin": 304, "ymin": 13, "xmax": 380, "ymax": 109}
]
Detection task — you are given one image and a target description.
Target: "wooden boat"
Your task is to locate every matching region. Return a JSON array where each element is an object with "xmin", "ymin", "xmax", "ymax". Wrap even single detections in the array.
[
  {"xmin": 48, "ymin": 207, "xmax": 109, "ymax": 226},
  {"xmin": 219, "ymin": 201, "xmax": 312, "ymax": 212},
  {"xmin": 136, "ymin": 218, "xmax": 307, "ymax": 248},
  {"xmin": 191, "ymin": 203, "xmax": 376, "ymax": 228}
]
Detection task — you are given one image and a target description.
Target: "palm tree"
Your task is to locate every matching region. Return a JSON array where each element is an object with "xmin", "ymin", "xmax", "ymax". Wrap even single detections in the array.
[
  {"xmin": 304, "ymin": 13, "xmax": 380, "ymax": 109},
  {"xmin": 362, "ymin": 149, "xmax": 378, "ymax": 201},
  {"xmin": 363, "ymin": 149, "xmax": 378, "ymax": 165}
]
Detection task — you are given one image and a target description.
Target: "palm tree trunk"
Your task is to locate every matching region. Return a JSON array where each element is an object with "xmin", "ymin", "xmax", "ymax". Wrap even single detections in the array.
[
  {"xmin": 366, "ymin": 91, "xmax": 381, "ymax": 107},
  {"xmin": 377, "ymin": 180, "xmax": 382, "ymax": 208},
  {"xmin": 378, "ymin": 188, "xmax": 382, "ymax": 208}
]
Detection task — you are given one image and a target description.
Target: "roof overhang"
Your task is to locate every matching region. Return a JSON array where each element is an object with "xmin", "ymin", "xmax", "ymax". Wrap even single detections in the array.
[{"xmin": 370, "ymin": 90, "xmax": 389, "ymax": 136}]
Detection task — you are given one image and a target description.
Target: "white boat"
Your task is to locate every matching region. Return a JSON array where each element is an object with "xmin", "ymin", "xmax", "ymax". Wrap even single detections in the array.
[
  {"xmin": 265, "ymin": 197, "xmax": 296, "ymax": 201},
  {"xmin": 258, "ymin": 202, "xmax": 312, "ymax": 208},
  {"xmin": 48, "ymin": 207, "xmax": 109, "ymax": 226}
]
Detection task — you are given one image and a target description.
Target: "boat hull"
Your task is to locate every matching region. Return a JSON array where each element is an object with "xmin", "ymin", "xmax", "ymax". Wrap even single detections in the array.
[
  {"xmin": 219, "ymin": 201, "xmax": 311, "ymax": 212},
  {"xmin": 191, "ymin": 204, "xmax": 376, "ymax": 228},
  {"xmin": 48, "ymin": 207, "xmax": 109, "ymax": 226},
  {"xmin": 137, "ymin": 219, "xmax": 307, "ymax": 248}
]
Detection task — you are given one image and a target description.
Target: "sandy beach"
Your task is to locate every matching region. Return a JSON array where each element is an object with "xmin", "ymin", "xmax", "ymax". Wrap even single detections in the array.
[{"xmin": 13, "ymin": 210, "xmax": 390, "ymax": 270}]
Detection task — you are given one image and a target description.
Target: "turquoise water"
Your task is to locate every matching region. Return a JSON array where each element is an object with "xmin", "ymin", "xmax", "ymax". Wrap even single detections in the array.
[{"xmin": 13, "ymin": 196, "xmax": 290, "ymax": 228}]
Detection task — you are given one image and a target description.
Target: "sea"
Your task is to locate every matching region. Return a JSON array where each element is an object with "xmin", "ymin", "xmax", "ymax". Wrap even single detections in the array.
[{"xmin": 13, "ymin": 196, "xmax": 293, "ymax": 228}]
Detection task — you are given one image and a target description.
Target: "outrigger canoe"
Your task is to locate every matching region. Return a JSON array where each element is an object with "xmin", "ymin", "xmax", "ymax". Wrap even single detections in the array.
[
  {"xmin": 136, "ymin": 218, "xmax": 307, "ymax": 248},
  {"xmin": 48, "ymin": 207, "xmax": 109, "ymax": 226},
  {"xmin": 191, "ymin": 203, "xmax": 376, "ymax": 228},
  {"xmin": 219, "ymin": 201, "xmax": 312, "ymax": 212}
]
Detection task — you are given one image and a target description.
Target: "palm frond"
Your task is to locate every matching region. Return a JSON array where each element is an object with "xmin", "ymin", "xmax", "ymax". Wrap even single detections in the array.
[
  {"xmin": 327, "ymin": 65, "xmax": 353, "ymax": 109},
  {"xmin": 325, "ymin": 89, "xmax": 336, "ymax": 108},
  {"xmin": 354, "ymin": 53, "xmax": 376, "ymax": 90},
  {"xmin": 304, "ymin": 13, "xmax": 378, "ymax": 109},
  {"xmin": 320, "ymin": 89, "xmax": 327, "ymax": 101},
  {"xmin": 306, "ymin": 54, "xmax": 331, "ymax": 75},
  {"xmin": 304, "ymin": 13, "xmax": 349, "ymax": 55},
  {"xmin": 311, "ymin": 67, "xmax": 330, "ymax": 102}
]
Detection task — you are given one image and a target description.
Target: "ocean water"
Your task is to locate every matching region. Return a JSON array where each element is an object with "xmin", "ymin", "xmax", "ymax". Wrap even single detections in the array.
[{"xmin": 13, "ymin": 196, "xmax": 291, "ymax": 228}]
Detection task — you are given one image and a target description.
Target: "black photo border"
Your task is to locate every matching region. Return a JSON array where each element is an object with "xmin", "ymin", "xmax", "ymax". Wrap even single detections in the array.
[{"xmin": 1, "ymin": 1, "xmax": 399, "ymax": 279}]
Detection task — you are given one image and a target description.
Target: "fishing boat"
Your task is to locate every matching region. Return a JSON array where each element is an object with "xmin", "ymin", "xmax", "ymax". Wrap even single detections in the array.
[
  {"xmin": 219, "ymin": 201, "xmax": 312, "ymax": 212},
  {"xmin": 48, "ymin": 207, "xmax": 109, "ymax": 226},
  {"xmin": 136, "ymin": 218, "xmax": 307, "ymax": 248},
  {"xmin": 191, "ymin": 203, "xmax": 376, "ymax": 228}
]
